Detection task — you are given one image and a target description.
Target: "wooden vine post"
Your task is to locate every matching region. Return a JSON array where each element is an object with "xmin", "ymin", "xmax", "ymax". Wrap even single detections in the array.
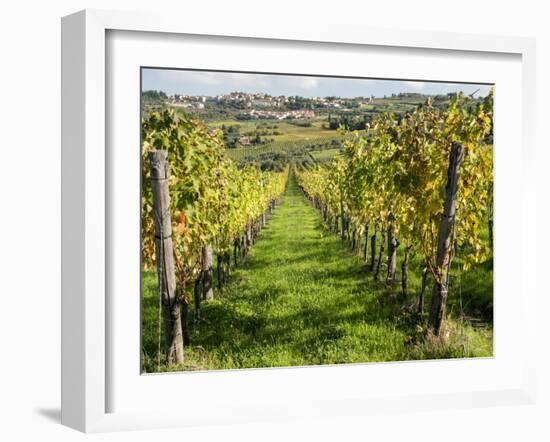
[
  {"xmin": 340, "ymin": 199, "xmax": 346, "ymax": 241},
  {"xmin": 202, "ymin": 244, "xmax": 214, "ymax": 301},
  {"xmin": 428, "ymin": 142, "xmax": 464, "ymax": 336},
  {"xmin": 149, "ymin": 150, "xmax": 185, "ymax": 365},
  {"xmin": 386, "ymin": 212, "xmax": 398, "ymax": 282}
]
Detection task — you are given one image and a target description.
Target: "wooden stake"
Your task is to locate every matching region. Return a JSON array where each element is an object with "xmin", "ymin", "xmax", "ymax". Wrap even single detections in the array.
[
  {"xmin": 148, "ymin": 150, "xmax": 184, "ymax": 365},
  {"xmin": 428, "ymin": 142, "xmax": 464, "ymax": 336}
]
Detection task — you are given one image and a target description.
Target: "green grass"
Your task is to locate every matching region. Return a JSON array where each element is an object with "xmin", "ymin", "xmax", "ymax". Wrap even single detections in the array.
[{"xmin": 141, "ymin": 173, "xmax": 493, "ymax": 373}]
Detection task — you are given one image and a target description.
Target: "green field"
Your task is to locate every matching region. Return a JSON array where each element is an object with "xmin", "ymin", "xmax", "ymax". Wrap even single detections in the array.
[
  {"xmin": 310, "ymin": 148, "xmax": 341, "ymax": 161},
  {"xmin": 141, "ymin": 172, "xmax": 492, "ymax": 372},
  {"xmin": 225, "ymin": 137, "xmax": 342, "ymax": 162},
  {"xmin": 208, "ymin": 118, "xmax": 344, "ymax": 162},
  {"xmin": 209, "ymin": 119, "xmax": 337, "ymax": 142}
]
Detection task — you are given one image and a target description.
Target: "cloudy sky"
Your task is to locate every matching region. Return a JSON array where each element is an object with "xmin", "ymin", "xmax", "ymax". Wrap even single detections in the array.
[{"xmin": 142, "ymin": 68, "xmax": 491, "ymax": 98}]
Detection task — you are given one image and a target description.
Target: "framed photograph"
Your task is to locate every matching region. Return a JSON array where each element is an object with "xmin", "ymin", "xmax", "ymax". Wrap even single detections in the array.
[{"xmin": 61, "ymin": 9, "xmax": 537, "ymax": 432}]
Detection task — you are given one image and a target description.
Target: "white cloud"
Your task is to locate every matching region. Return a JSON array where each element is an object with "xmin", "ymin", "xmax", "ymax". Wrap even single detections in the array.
[
  {"xmin": 226, "ymin": 73, "xmax": 270, "ymax": 89},
  {"xmin": 297, "ymin": 76, "xmax": 320, "ymax": 90},
  {"xmin": 403, "ymin": 81, "xmax": 426, "ymax": 91}
]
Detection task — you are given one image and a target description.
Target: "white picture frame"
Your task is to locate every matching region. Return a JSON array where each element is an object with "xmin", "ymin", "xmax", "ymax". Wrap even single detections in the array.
[{"xmin": 61, "ymin": 9, "xmax": 537, "ymax": 433}]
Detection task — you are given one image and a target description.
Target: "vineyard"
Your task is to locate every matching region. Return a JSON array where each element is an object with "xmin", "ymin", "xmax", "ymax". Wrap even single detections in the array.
[
  {"xmin": 225, "ymin": 135, "xmax": 344, "ymax": 162},
  {"xmin": 141, "ymin": 110, "xmax": 288, "ymax": 366},
  {"xmin": 141, "ymin": 91, "xmax": 494, "ymax": 372},
  {"xmin": 295, "ymin": 92, "xmax": 494, "ymax": 335}
]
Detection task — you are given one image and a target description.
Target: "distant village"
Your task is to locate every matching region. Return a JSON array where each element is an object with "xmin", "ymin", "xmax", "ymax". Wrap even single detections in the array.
[
  {"xmin": 143, "ymin": 89, "xmax": 469, "ymax": 124},
  {"xmin": 164, "ymin": 91, "xmax": 376, "ymax": 120}
]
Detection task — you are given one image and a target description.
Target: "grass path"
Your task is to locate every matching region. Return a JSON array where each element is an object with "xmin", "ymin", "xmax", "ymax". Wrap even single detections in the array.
[{"xmin": 142, "ymin": 172, "xmax": 493, "ymax": 372}]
